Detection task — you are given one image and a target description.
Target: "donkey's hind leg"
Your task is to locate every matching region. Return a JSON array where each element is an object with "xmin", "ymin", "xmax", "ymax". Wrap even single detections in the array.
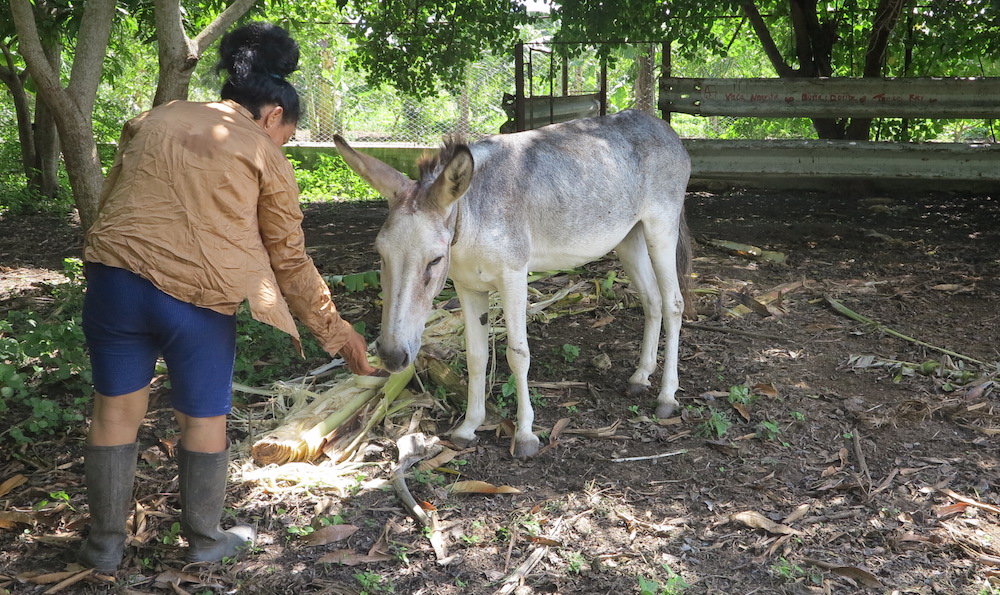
[
  {"xmin": 615, "ymin": 225, "xmax": 663, "ymax": 399},
  {"xmin": 642, "ymin": 209, "xmax": 686, "ymax": 419}
]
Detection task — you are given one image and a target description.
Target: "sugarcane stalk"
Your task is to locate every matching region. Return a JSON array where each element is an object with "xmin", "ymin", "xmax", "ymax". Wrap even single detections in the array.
[{"xmin": 826, "ymin": 296, "xmax": 986, "ymax": 366}]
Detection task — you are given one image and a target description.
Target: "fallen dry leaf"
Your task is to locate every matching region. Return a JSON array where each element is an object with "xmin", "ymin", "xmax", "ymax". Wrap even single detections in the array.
[
  {"xmin": 752, "ymin": 383, "xmax": 779, "ymax": 398},
  {"xmin": 561, "ymin": 420, "xmax": 620, "ymax": 438},
  {"xmin": 930, "ymin": 283, "xmax": 974, "ymax": 293},
  {"xmin": 803, "ymin": 558, "xmax": 883, "ymax": 587},
  {"xmin": 528, "ymin": 536, "xmax": 563, "ymax": 546},
  {"xmin": 450, "ymin": 480, "xmax": 521, "ymax": 495},
  {"xmin": 497, "ymin": 419, "xmax": 516, "ymax": 437},
  {"xmin": 783, "ymin": 503, "xmax": 812, "ymax": 524},
  {"xmin": 0, "ymin": 510, "xmax": 36, "ymax": 530},
  {"xmin": 0, "ymin": 475, "xmax": 27, "ymax": 498},
  {"xmin": 302, "ymin": 524, "xmax": 360, "ymax": 547},
  {"xmin": 729, "ymin": 511, "xmax": 802, "ymax": 535},
  {"xmin": 22, "ymin": 570, "xmax": 80, "ymax": 585},
  {"xmin": 730, "ymin": 402, "xmax": 751, "ymax": 422},
  {"xmin": 591, "ymin": 315, "xmax": 615, "ymax": 328},
  {"xmin": 417, "ymin": 448, "xmax": 458, "ymax": 473},
  {"xmin": 832, "ymin": 565, "xmax": 882, "ymax": 587},
  {"xmin": 318, "ymin": 548, "xmax": 394, "ymax": 565}
]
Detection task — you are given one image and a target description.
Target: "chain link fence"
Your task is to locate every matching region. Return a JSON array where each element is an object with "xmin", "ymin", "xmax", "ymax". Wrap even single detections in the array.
[
  {"xmin": 289, "ymin": 43, "xmax": 995, "ymax": 145},
  {"xmin": 286, "ymin": 44, "xmax": 819, "ymax": 144}
]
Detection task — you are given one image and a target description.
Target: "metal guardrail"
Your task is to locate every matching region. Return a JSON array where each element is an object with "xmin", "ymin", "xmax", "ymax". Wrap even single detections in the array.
[
  {"xmin": 684, "ymin": 139, "xmax": 1000, "ymax": 182},
  {"xmin": 288, "ymin": 138, "xmax": 1000, "ymax": 192},
  {"xmin": 660, "ymin": 77, "xmax": 1000, "ymax": 119}
]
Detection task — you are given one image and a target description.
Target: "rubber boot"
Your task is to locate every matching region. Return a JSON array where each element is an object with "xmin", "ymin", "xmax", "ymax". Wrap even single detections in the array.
[
  {"xmin": 77, "ymin": 442, "xmax": 139, "ymax": 572},
  {"xmin": 177, "ymin": 443, "xmax": 255, "ymax": 563}
]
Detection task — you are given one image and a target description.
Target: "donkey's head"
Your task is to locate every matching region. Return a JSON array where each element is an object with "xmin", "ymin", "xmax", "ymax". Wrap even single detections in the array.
[{"xmin": 334, "ymin": 136, "xmax": 474, "ymax": 372}]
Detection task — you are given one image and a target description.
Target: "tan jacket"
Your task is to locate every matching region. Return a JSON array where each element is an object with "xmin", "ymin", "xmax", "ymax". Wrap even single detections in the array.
[{"xmin": 84, "ymin": 99, "xmax": 353, "ymax": 356}]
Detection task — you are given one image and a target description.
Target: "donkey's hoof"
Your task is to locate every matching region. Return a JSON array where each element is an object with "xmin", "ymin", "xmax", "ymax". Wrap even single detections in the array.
[
  {"xmin": 512, "ymin": 434, "xmax": 541, "ymax": 458},
  {"xmin": 655, "ymin": 401, "xmax": 678, "ymax": 419},
  {"xmin": 626, "ymin": 383, "xmax": 649, "ymax": 399}
]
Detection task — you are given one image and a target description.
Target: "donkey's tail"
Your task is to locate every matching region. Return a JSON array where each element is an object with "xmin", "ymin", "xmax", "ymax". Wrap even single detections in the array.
[{"xmin": 676, "ymin": 205, "xmax": 696, "ymax": 319}]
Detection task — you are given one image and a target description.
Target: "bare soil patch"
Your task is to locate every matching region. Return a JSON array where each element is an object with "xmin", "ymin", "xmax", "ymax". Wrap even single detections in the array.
[{"xmin": 2, "ymin": 187, "xmax": 999, "ymax": 594}]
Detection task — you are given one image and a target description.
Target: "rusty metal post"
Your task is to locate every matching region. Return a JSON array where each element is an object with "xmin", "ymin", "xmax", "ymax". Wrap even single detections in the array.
[
  {"xmin": 562, "ymin": 55, "xmax": 569, "ymax": 97},
  {"xmin": 599, "ymin": 55, "xmax": 608, "ymax": 116},
  {"xmin": 661, "ymin": 40, "xmax": 672, "ymax": 123},
  {"xmin": 514, "ymin": 42, "xmax": 525, "ymax": 132}
]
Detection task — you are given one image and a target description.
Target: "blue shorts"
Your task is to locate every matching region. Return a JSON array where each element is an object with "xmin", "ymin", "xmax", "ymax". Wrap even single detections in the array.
[{"xmin": 82, "ymin": 262, "xmax": 237, "ymax": 418}]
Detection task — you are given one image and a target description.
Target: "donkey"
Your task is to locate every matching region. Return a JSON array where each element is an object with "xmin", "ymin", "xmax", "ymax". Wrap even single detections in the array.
[{"xmin": 334, "ymin": 109, "xmax": 692, "ymax": 457}]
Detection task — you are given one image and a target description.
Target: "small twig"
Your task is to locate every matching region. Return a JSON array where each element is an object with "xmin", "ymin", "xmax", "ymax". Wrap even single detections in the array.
[
  {"xmin": 495, "ymin": 518, "xmax": 565, "ymax": 595},
  {"xmin": 502, "ymin": 527, "xmax": 517, "ymax": 573},
  {"xmin": 611, "ymin": 449, "xmax": 687, "ymax": 463},
  {"xmin": 683, "ymin": 322, "xmax": 787, "ymax": 342},
  {"xmin": 851, "ymin": 427, "xmax": 870, "ymax": 484},
  {"xmin": 941, "ymin": 488, "xmax": 1000, "ymax": 515}
]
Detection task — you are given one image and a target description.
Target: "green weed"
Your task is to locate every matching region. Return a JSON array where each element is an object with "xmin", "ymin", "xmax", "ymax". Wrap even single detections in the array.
[
  {"xmin": 757, "ymin": 420, "xmax": 782, "ymax": 441},
  {"xmin": 727, "ymin": 384, "xmax": 755, "ymax": 405},
  {"xmin": 291, "ymin": 154, "xmax": 380, "ymax": 202},
  {"xmin": 695, "ymin": 409, "xmax": 733, "ymax": 438},
  {"xmin": 638, "ymin": 564, "xmax": 689, "ymax": 594},
  {"xmin": 161, "ymin": 522, "xmax": 182, "ymax": 545},
  {"xmin": 0, "ymin": 259, "xmax": 92, "ymax": 444},
  {"xmin": 354, "ymin": 570, "xmax": 394, "ymax": 594},
  {"xmin": 560, "ymin": 343, "xmax": 581, "ymax": 363}
]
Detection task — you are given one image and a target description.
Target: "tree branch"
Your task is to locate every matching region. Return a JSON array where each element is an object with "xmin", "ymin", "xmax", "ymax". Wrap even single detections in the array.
[
  {"xmin": 864, "ymin": 0, "xmax": 906, "ymax": 77},
  {"xmin": 193, "ymin": 0, "xmax": 260, "ymax": 54},
  {"xmin": 788, "ymin": 0, "xmax": 816, "ymax": 75},
  {"xmin": 7, "ymin": 0, "xmax": 75, "ymax": 119},
  {"xmin": 64, "ymin": 0, "xmax": 117, "ymax": 116},
  {"xmin": 739, "ymin": 0, "xmax": 795, "ymax": 77}
]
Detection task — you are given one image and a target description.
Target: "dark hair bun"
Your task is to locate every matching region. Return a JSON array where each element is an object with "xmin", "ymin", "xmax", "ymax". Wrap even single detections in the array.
[{"xmin": 217, "ymin": 22, "xmax": 299, "ymax": 81}]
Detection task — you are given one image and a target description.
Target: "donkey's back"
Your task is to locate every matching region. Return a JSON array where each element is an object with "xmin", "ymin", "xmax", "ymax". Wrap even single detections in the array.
[{"xmin": 457, "ymin": 110, "xmax": 690, "ymax": 273}]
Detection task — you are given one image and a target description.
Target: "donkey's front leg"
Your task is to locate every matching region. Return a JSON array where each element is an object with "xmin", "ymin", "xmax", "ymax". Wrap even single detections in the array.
[
  {"xmin": 451, "ymin": 285, "xmax": 491, "ymax": 448},
  {"xmin": 499, "ymin": 273, "xmax": 539, "ymax": 458}
]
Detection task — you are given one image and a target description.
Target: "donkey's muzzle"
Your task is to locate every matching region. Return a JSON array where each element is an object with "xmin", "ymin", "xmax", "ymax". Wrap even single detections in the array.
[{"xmin": 375, "ymin": 338, "xmax": 412, "ymax": 373}]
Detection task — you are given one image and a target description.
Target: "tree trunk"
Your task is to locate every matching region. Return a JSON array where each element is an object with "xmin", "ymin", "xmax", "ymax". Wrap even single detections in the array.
[
  {"xmin": 0, "ymin": 41, "xmax": 36, "ymax": 183},
  {"xmin": 32, "ymin": 32, "xmax": 64, "ymax": 198},
  {"xmin": 9, "ymin": 0, "xmax": 117, "ymax": 231},
  {"xmin": 151, "ymin": 0, "xmax": 259, "ymax": 106},
  {"xmin": 634, "ymin": 44, "xmax": 656, "ymax": 115},
  {"xmin": 845, "ymin": 0, "xmax": 907, "ymax": 140},
  {"xmin": 32, "ymin": 100, "xmax": 62, "ymax": 198}
]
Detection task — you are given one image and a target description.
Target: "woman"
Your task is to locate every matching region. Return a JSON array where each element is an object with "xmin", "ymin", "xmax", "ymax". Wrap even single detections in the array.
[{"xmin": 77, "ymin": 22, "xmax": 377, "ymax": 571}]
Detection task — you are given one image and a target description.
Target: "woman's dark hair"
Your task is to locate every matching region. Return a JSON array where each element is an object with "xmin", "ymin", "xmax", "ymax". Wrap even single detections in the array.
[{"xmin": 216, "ymin": 22, "xmax": 301, "ymax": 124}]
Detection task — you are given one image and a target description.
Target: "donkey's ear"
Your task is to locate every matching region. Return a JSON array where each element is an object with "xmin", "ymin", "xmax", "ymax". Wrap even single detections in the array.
[
  {"xmin": 427, "ymin": 145, "xmax": 474, "ymax": 212},
  {"xmin": 334, "ymin": 135, "xmax": 412, "ymax": 205}
]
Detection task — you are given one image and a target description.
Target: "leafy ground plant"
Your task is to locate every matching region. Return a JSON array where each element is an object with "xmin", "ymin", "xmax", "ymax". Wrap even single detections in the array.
[
  {"xmin": 1, "ymin": 259, "xmax": 91, "ymax": 444},
  {"xmin": 639, "ymin": 564, "xmax": 689, "ymax": 594},
  {"xmin": 292, "ymin": 154, "xmax": 380, "ymax": 202}
]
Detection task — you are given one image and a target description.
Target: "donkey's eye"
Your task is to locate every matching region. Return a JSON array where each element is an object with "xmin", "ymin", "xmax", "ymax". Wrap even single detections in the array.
[{"xmin": 428, "ymin": 256, "xmax": 443, "ymax": 268}]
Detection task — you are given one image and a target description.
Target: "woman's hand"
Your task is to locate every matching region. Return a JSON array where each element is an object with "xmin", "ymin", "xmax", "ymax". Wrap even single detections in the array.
[{"xmin": 338, "ymin": 330, "xmax": 380, "ymax": 376}]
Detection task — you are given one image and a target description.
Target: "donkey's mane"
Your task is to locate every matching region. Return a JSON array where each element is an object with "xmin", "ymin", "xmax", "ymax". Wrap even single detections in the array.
[{"xmin": 417, "ymin": 135, "xmax": 468, "ymax": 181}]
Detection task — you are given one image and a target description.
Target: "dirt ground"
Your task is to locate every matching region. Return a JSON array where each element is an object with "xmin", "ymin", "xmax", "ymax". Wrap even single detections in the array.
[{"xmin": 2, "ymin": 185, "xmax": 1000, "ymax": 595}]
